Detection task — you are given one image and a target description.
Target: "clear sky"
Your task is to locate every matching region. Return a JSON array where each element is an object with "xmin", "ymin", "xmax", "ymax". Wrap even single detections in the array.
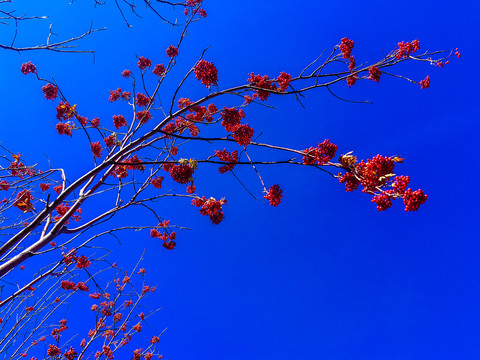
[{"xmin": 1, "ymin": 0, "xmax": 479, "ymax": 359}]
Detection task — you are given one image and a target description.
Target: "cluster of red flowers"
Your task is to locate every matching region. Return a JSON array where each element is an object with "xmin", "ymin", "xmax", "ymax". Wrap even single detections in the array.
[
  {"xmin": 150, "ymin": 221, "xmax": 176, "ymax": 249},
  {"xmin": 165, "ymin": 163, "xmax": 195, "ymax": 184},
  {"xmin": 264, "ymin": 184, "xmax": 283, "ymax": 207},
  {"xmin": 153, "ymin": 63, "xmax": 165, "ymax": 76},
  {"xmin": 302, "ymin": 139, "xmax": 338, "ymax": 165},
  {"xmin": 395, "ymin": 40, "xmax": 420, "ymax": 59},
  {"xmin": 14, "ymin": 189, "xmax": 34, "ymax": 212},
  {"xmin": 340, "ymin": 38, "xmax": 358, "ymax": 87},
  {"xmin": 247, "ymin": 73, "xmax": 278, "ymax": 101},
  {"xmin": 369, "ymin": 66, "xmax": 381, "ymax": 82},
  {"xmin": 136, "ymin": 110, "xmax": 152, "ymax": 124},
  {"xmin": 109, "ymin": 87, "xmax": 131, "ymax": 102},
  {"xmin": 104, "ymin": 134, "xmax": 116, "ymax": 147},
  {"xmin": 338, "ymin": 154, "xmax": 428, "ymax": 211},
  {"xmin": 56, "ymin": 102, "xmax": 76, "ymax": 121},
  {"xmin": 166, "ymin": 45, "xmax": 179, "ymax": 58},
  {"xmin": 340, "ymin": 37, "xmax": 354, "ymax": 59},
  {"xmin": 192, "ymin": 196, "xmax": 227, "ymax": 224},
  {"xmin": 420, "ymin": 76, "xmax": 430, "ymax": 89},
  {"xmin": 91, "ymin": 142, "xmax": 103, "ymax": 158},
  {"xmin": 113, "ymin": 114, "xmax": 127, "ymax": 129},
  {"xmin": 42, "ymin": 83, "xmax": 59, "ymax": 100},
  {"xmin": 194, "ymin": 60, "xmax": 218, "ymax": 89},
  {"xmin": 53, "ymin": 203, "xmax": 82, "ymax": 223},
  {"xmin": 20, "ymin": 62, "xmax": 36, "ymax": 75},
  {"xmin": 151, "ymin": 176, "xmax": 164, "ymax": 189},
  {"xmin": 219, "ymin": 107, "xmax": 254, "ymax": 145},
  {"xmin": 111, "ymin": 155, "xmax": 145, "ymax": 179},
  {"xmin": 136, "ymin": 93, "xmax": 152, "ymax": 107},
  {"xmin": 214, "ymin": 149, "xmax": 238, "ymax": 173},
  {"xmin": 137, "ymin": 56, "xmax": 152, "ymax": 70},
  {"xmin": 277, "ymin": 72, "xmax": 291, "ymax": 92}
]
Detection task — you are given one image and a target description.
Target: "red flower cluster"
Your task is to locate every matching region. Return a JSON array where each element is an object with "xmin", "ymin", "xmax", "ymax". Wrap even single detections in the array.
[
  {"xmin": 277, "ymin": 72, "xmax": 291, "ymax": 92},
  {"xmin": 138, "ymin": 56, "xmax": 152, "ymax": 70},
  {"xmin": 104, "ymin": 135, "xmax": 116, "ymax": 147},
  {"xmin": 153, "ymin": 63, "xmax": 165, "ymax": 76},
  {"xmin": 47, "ymin": 345, "xmax": 61, "ymax": 357},
  {"xmin": 264, "ymin": 184, "xmax": 283, "ymax": 207},
  {"xmin": 136, "ymin": 93, "xmax": 152, "ymax": 107},
  {"xmin": 42, "ymin": 84, "xmax": 58, "ymax": 100},
  {"xmin": 247, "ymin": 73, "xmax": 278, "ymax": 101},
  {"xmin": 166, "ymin": 45, "xmax": 179, "ymax": 58},
  {"xmin": 232, "ymin": 124, "xmax": 254, "ymax": 146},
  {"xmin": 302, "ymin": 140, "xmax": 338, "ymax": 165},
  {"xmin": 14, "ymin": 190, "xmax": 34, "ymax": 212},
  {"xmin": 420, "ymin": 76, "xmax": 430, "ymax": 89},
  {"xmin": 214, "ymin": 149, "xmax": 238, "ymax": 173},
  {"xmin": 347, "ymin": 75, "xmax": 357, "ymax": 87},
  {"xmin": 357, "ymin": 155, "xmax": 395, "ymax": 192},
  {"xmin": 60, "ymin": 280, "xmax": 77, "ymax": 291},
  {"xmin": 113, "ymin": 115, "xmax": 127, "ymax": 129},
  {"xmin": 369, "ymin": 66, "xmax": 381, "ymax": 82},
  {"xmin": 338, "ymin": 172, "xmax": 360, "ymax": 192},
  {"xmin": 192, "ymin": 196, "xmax": 227, "ymax": 224},
  {"xmin": 396, "ymin": 40, "xmax": 420, "ymax": 59},
  {"xmin": 338, "ymin": 154, "xmax": 427, "ymax": 211},
  {"xmin": 21, "ymin": 62, "xmax": 36, "ymax": 75},
  {"xmin": 340, "ymin": 37, "xmax": 354, "ymax": 59},
  {"xmin": 122, "ymin": 69, "xmax": 132, "ymax": 77},
  {"xmin": 371, "ymin": 193, "xmax": 392, "ymax": 211},
  {"xmin": 136, "ymin": 110, "xmax": 152, "ymax": 124},
  {"xmin": 56, "ymin": 102, "xmax": 76, "ymax": 121},
  {"xmin": 368, "ymin": 66, "xmax": 382, "ymax": 82},
  {"xmin": 151, "ymin": 176, "xmax": 164, "ymax": 189},
  {"xmin": 168, "ymin": 163, "xmax": 194, "ymax": 184},
  {"xmin": 403, "ymin": 189, "xmax": 428, "ymax": 211},
  {"xmin": 194, "ymin": 60, "xmax": 218, "ymax": 89},
  {"xmin": 220, "ymin": 107, "xmax": 245, "ymax": 132},
  {"xmin": 150, "ymin": 224, "xmax": 177, "ymax": 250},
  {"xmin": 91, "ymin": 142, "xmax": 102, "ymax": 158},
  {"xmin": 56, "ymin": 122, "xmax": 73, "ymax": 136}
]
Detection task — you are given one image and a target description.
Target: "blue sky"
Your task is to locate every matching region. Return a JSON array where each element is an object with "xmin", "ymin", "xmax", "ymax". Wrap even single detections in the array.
[{"xmin": 1, "ymin": 0, "xmax": 479, "ymax": 359}]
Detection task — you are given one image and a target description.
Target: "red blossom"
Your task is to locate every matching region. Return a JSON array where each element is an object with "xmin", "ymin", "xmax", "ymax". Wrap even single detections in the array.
[
  {"xmin": 151, "ymin": 176, "xmax": 164, "ymax": 189},
  {"xmin": 14, "ymin": 190, "xmax": 34, "ymax": 212},
  {"xmin": 77, "ymin": 282, "xmax": 89, "ymax": 291},
  {"xmin": 166, "ymin": 45, "xmax": 179, "ymax": 58},
  {"xmin": 56, "ymin": 102, "xmax": 76, "ymax": 121},
  {"xmin": 276, "ymin": 72, "xmax": 291, "ymax": 92},
  {"xmin": 220, "ymin": 107, "xmax": 245, "ymax": 132},
  {"xmin": 247, "ymin": 73, "xmax": 278, "ymax": 101},
  {"xmin": 169, "ymin": 164, "xmax": 194, "ymax": 184},
  {"xmin": 104, "ymin": 135, "xmax": 116, "ymax": 147},
  {"xmin": 91, "ymin": 117, "xmax": 100, "ymax": 128},
  {"xmin": 186, "ymin": 185, "xmax": 196, "ymax": 193},
  {"xmin": 122, "ymin": 69, "xmax": 132, "ymax": 77},
  {"xmin": 136, "ymin": 93, "xmax": 152, "ymax": 107},
  {"xmin": 232, "ymin": 124, "xmax": 254, "ymax": 146},
  {"xmin": 264, "ymin": 184, "xmax": 283, "ymax": 207},
  {"xmin": 56, "ymin": 122, "xmax": 72, "ymax": 136},
  {"xmin": 21, "ymin": 62, "xmax": 36, "ymax": 75},
  {"xmin": 42, "ymin": 84, "xmax": 58, "ymax": 100},
  {"xmin": 403, "ymin": 188, "xmax": 428, "ymax": 211},
  {"xmin": 193, "ymin": 197, "xmax": 227, "ymax": 224},
  {"xmin": 368, "ymin": 66, "xmax": 381, "ymax": 82},
  {"xmin": 47, "ymin": 345, "xmax": 61, "ymax": 357},
  {"xmin": 214, "ymin": 149, "xmax": 238, "ymax": 173},
  {"xmin": 371, "ymin": 193, "xmax": 393, "ymax": 211},
  {"xmin": 340, "ymin": 37, "xmax": 355, "ymax": 59},
  {"xmin": 0, "ymin": 180, "xmax": 9, "ymax": 191},
  {"xmin": 109, "ymin": 87, "xmax": 122, "ymax": 102},
  {"xmin": 338, "ymin": 172, "xmax": 360, "ymax": 192},
  {"xmin": 91, "ymin": 142, "xmax": 102, "ymax": 158},
  {"xmin": 76, "ymin": 255, "xmax": 91, "ymax": 269},
  {"xmin": 153, "ymin": 64, "xmax": 165, "ymax": 75},
  {"xmin": 113, "ymin": 115, "xmax": 127, "ymax": 129},
  {"xmin": 136, "ymin": 110, "xmax": 152, "ymax": 124},
  {"xmin": 60, "ymin": 280, "xmax": 77, "ymax": 291},
  {"xmin": 347, "ymin": 74, "xmax": 357, "ymax": 87},
  {"xmin": 138, "ymin": 56, "xmax": 152, "ymax": 70},
  {"xmin": 420, "ymin": 76, "xmax": 430, "ymax": 89},
  {"xmin": 194, "ymin": 60, "xmax": 218, "ymax": 89}
]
